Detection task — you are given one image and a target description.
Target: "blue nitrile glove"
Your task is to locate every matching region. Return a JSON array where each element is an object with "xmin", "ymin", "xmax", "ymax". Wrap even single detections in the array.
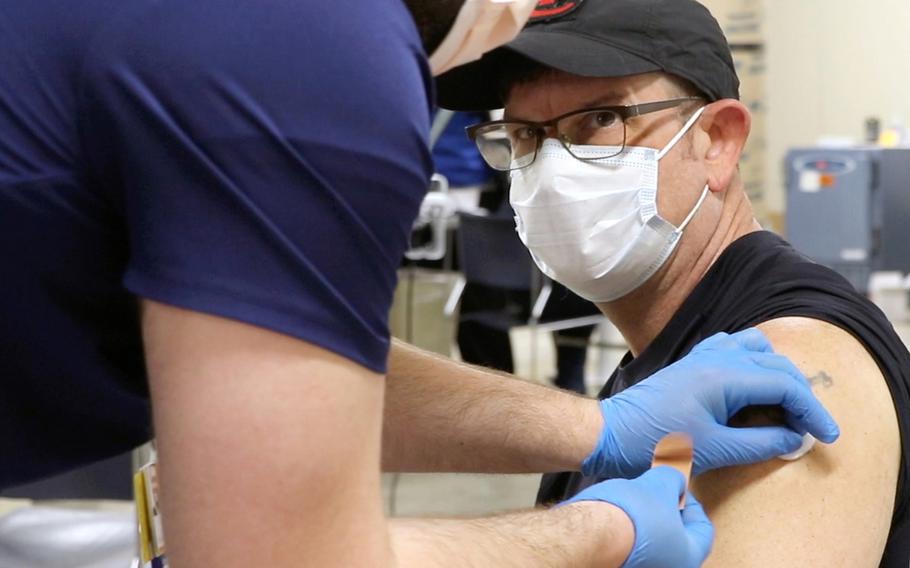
[
  {"xmin": 581, "ymin": 328, "xmax": 841, "ymax": 479},
  {"xmin": 563, "ymin": 467, "xmax": 713, "ymax": 568}
]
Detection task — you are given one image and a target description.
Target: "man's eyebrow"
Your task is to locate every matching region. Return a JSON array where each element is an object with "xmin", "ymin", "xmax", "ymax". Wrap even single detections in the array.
[
  {"xmin": 578, "ymin": 92, "xmax": 627, "ymax": 109},
  {"xmin": 503, "ymin": 91, "xmax": 627, "ymax": 122}
]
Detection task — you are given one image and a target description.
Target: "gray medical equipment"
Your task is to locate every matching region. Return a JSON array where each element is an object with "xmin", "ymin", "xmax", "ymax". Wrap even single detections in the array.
[
  {"xmin": 405, "ymin": 173, "xmax": 455, "ymax": 262},
  {"xmin": 405, "ymin": 110, "xmax": 458, "ymax": 262},
  {"xmin": 785, "ymin": 147, "xmax": 910, "ymax": 293}
]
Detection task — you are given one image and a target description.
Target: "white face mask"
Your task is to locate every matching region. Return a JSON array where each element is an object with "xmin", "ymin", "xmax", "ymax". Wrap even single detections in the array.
[
  {"xmin": 429, "ymin": 0, "xmax": 536, "ymax": 77},
  {"xmin": 510, "ymin": 106, "xmax": 709, "ymax": 303}
]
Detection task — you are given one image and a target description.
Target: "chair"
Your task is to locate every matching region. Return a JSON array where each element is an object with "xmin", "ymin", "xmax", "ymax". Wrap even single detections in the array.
[{"xmin": 448, "ymin": 213, "xmax": 608, "ymax": 379}]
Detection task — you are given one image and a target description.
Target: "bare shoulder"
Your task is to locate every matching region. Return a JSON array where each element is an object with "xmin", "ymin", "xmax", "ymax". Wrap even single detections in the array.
[{"xmin": 691, "ymin": 316, "xmax": 901, "ymax": 567}]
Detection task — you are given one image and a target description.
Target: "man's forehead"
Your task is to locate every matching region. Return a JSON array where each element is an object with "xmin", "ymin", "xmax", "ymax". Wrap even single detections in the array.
[{"xmin": 504, "ymin": 72, "xmax": 667, "ymax": 121}]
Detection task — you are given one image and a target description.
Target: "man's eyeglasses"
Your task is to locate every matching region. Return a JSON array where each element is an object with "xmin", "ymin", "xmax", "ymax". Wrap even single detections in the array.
[{"xmin": 465, "ymin": 97, "xmax": 703, "ymax": 172}]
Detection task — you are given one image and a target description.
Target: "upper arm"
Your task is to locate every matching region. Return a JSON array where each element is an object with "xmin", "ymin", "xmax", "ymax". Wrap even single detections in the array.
[
  {"xmin": 143, "ymin": 300, "xmax": 392, "ymax": 567},
  {"xmin": 692, "ymin": 317, "xmax": 901, "ymax": 567}
]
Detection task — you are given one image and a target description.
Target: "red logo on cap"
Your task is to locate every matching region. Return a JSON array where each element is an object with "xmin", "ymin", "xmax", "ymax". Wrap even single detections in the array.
[{"xmin": 529, "ymin": 0, "xmax": 585, "ymax": 22}]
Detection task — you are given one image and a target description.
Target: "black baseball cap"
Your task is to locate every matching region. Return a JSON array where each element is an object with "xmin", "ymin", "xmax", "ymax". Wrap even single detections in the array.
[{"xmin": 436, "ymin": 0, "xmax": 740, "ymax": 111}]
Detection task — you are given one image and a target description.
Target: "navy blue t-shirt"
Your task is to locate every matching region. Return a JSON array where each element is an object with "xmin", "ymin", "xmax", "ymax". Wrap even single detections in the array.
[{"xmin": 0, "ymin": 0, "xmax": 433, "ymax": 488}]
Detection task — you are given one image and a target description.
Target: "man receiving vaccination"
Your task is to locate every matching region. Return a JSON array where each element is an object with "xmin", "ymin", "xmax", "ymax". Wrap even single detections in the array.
[{"xmin": 438, "ymin": 0, "xmax": 910, "ymax": 565}]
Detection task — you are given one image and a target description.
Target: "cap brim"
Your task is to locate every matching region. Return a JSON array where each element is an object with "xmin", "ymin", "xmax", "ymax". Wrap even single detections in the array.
[{"xmin": 436, "ymin": 30, "xmax": 662, "ymax": 111}]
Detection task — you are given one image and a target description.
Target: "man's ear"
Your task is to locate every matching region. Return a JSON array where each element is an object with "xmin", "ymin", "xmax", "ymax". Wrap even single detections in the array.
[{"xmin": 699, "ymin": 100, "xmax": 751, "ymax": 193}]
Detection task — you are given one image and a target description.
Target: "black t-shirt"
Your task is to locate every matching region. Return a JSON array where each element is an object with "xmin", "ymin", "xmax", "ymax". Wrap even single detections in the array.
[{"xmin": 537, "ymin": 231, "xmax": 910, "ymax": 567}]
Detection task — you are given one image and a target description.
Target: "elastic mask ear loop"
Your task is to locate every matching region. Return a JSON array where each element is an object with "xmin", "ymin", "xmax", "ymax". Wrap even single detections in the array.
[
  {"xmin": 656, "ymin": 106, "xmax": 706, "ymax": 161},
  {"xmin": 677, "ymin": 185, "xmax": 710, "ymax": 232},
  {"xmin": 428, "ymin": 0, "xmax": 483, "ymax": 75},
  {"xmin": 654, "ymin": 105, "xmax": 709, "ymax": 231}
]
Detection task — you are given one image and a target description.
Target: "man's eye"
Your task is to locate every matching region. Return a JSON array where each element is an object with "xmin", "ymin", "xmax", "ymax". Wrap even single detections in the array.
[
  {"xmin": 589, "ymin": 111, "xmax": 618, "ymax": 128},
  {"xmin": 514, "ymin": 127, "xmax": 538, "ymax": 141}
]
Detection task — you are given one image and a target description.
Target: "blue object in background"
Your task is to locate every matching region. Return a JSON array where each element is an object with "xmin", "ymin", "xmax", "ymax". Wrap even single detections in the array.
[{"xmin": 432, "ymin": 112, "xmax": 495, "ymax": 187}]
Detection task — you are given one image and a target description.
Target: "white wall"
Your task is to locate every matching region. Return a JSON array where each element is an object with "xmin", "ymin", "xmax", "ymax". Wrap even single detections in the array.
[{"xmin": 765, "ymin": 0, "xmax": 910, "ymax": 219}]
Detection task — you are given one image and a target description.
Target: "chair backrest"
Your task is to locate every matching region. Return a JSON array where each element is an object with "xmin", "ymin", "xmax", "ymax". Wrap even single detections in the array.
[{"xmin": 456, "ymin": 213, "xmax": 535, "ymax": 291}]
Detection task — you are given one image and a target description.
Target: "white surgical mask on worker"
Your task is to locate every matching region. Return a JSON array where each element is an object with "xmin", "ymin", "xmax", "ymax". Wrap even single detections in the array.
[
  {"xmin": 510, "ymin": 106, "xmax": 709, "ymax": 303},
  {"xmin": 429, "ymin": 0, "xmax": 536, "ymax": 76}
]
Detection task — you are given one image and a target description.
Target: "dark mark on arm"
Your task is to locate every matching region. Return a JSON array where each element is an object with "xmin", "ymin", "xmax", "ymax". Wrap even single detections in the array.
[{"xmin": 808, "ymin": 371, "xmax": 834, "ymax": 389}]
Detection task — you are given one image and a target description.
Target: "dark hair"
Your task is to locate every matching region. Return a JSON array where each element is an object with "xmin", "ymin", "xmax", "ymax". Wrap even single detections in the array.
[
  {"xmin": 401, "ymin": 0, "xmax": 464, "ymax": 55},
  {"xmin": 495, "ymin": 53, "xmax": 553, "ymax": 104}
]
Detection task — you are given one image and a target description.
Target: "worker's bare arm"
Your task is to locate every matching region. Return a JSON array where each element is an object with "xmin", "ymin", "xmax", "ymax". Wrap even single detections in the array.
[
  {"xmin": 142, "ymin": 302, "xmax": 631, "ymax": 567},
  {"xmin": 383, "ymin": 339, "xmax": 602, "ymax": 474},
  {"xmin": 391, "ymin": 502, "xmax": 633, "ymax": 568},
  {"xmin": 692, "ymin": 317, "xmax": 900, "ymax": 567},
  {"xmin": 142, "ymin": 301, "xmax": 394, "ymax": 566}
]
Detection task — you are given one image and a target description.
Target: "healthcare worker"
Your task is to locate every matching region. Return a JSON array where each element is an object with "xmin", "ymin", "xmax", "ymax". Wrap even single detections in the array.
[{"xmin": 0, "ymin": 0, "xmax": 838, "ymax": 566}]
